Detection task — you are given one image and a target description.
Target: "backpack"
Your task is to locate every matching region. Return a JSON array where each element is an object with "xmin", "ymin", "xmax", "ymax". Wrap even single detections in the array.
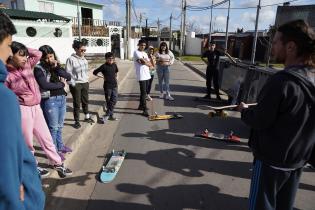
[{"xmin": 35, "ymin": 64, "xmax": 51, "ymax": 99}]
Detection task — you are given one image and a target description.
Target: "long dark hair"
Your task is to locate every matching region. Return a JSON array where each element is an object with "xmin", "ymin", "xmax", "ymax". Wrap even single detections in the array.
[
  {"xmin": 159, "ymin": 42, "xmax": 169, "ymax": 54},
  {"xmin": 7, "ymin": 41, "xmax": 29, "ymax": 64},
  {"xmin": 277, "ymin": 19, "xmax": 315, "ymax": 67},
  {"xmin": 38, "ymin": 45, "xmax": 60, "ymax": 82}
]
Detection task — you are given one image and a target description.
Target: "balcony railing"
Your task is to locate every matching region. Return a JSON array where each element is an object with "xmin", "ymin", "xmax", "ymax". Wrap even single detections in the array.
[{"xmin": 71, "ymin": 17, "xmax": 120, "ymax": 37}]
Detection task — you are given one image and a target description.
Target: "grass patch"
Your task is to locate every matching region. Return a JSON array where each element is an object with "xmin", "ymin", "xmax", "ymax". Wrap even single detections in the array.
[{"xmin": 179, "ymin": 55, "xmax": 202, "ymax": 62}]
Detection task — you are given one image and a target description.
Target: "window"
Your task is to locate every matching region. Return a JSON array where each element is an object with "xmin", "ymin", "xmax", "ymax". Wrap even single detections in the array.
[
  {"xmin": 26, "ymin": 27, "xmax": 37, "ymax": 37},
  {"xmin": 38, "ymin": 1, "xmax": 54, "ymax": 13},
  {"xmin": 11, "ymin": 0, "xmax": 17, "ymax": 9}
]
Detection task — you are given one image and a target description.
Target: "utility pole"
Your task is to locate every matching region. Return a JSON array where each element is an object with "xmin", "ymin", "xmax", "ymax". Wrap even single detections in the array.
[
  {"xmin": 183, "ymin": 0, "xmax": 186, "ymax": 55},
  {"xmin": 157, "ymin": 18, "xmax": 161, "ymax": 46},
  {"xmin": 180, "ymin": 0, "xmax": 186, "ymax": 56},
  {"xmin": 139, "ymin": 13, "xmax": 142, "ymax": 38},
  {"xmin": 251, "ymin": 0, "xmax": 261, "ymax": 65},
  {"xmin": 77, "ymin": 0, "xmax": 81, "ymax": 41},
  {"xmin": 224, "ymin": 0, "xmax": 230, "ymax": 52},
  {"xmin": 125, "ymin": 0, "xmax": 130, "ymax": 59},
  {"xmin": 169, "ymin": 13, "xmax": 172, "ymax": 50},
  {"xmin": 209, "ymin": 0, "xmax": 214, "ymax": 44},
  {"xmin": 145, "ymin": 18, "xmax": 148, "ymax": 39},
  {"xmin": 179, "ymin": 0, "xmax": 184, "ymax": 56}
]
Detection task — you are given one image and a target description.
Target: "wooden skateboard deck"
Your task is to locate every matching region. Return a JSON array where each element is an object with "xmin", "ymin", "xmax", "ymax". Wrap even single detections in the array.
[
  {"xmin": 195, "ymin": 130, "xmax": 241, "ymax": 143},
  {"xmin": 100, "ymin": 150, "xmax": 126, "ymax": 183},
  {"xmin": 148, "ymin": 113, "xmax": 183, "ymax": 121}
]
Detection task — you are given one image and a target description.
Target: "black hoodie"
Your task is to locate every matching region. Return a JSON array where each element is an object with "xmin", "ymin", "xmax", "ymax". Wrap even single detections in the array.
[{"xmin": 241, "ymin": 65, "xmax": 315, "ymax": 168}]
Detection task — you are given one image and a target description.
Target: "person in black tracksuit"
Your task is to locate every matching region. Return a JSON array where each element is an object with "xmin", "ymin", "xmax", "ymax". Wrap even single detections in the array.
[
  {"xmin": 201, "ymin": 41, "xmax": 222, "ymax": 100},
  {"xmin": 237, "ymin": 20, "xmax": 315, "ymax": 210},
  {"xmin": 93, "ymin": 52, "xmax": 118, "ymax": 121}
]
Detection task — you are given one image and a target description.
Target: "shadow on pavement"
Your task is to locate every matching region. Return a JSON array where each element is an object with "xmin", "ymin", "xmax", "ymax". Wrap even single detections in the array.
[
  {"xmin": 116, "ymin": 183, "xmax": 248, "ymax": 210},
  {"xmin": 125, "ymin": 148, "xmax": 251, "ymax": 179}
]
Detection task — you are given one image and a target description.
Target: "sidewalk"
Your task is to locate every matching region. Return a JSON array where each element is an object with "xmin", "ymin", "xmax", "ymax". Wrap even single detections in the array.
[
  {"xmin": 182, "ymin": 60, "xmax": 207, "ymax": 79},
  {"xmin": 36, "ymin": 58, "xmax": 134, "ymax": 177}
]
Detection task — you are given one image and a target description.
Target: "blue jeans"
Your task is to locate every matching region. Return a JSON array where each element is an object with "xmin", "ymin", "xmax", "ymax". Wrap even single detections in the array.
[
  {"xmin": 41, "ymin": 95, "xmax": 66, "ymax": 151},
  {"xmin": 157, "ymin": 65, "xmax": 170, "ymax": 94}
]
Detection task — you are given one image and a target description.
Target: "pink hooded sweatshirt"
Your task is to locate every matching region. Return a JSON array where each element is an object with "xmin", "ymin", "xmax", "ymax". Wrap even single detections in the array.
[{"xmin": 5, "ymin": 48, "xmax": 42, "ymax": 106}]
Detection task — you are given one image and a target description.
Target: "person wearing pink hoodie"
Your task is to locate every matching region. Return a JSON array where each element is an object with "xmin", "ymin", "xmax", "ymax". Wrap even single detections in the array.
[{"xmin": 5, "ymin": 41, "xmax": 72, "ymax": 178}]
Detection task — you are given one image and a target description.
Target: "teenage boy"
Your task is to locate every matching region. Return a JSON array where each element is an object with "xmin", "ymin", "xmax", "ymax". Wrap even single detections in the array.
[
  {"xmin": 66, "ymin": 40, "xmax": 95, "ymax": 129},
  {"xmin": 237, "ymin": 20, "xmax": 315, "ymax": 210},
  {"xmin": 0, "ymin": 13, "xmax": 45, "ymax": 210},
  {"xmin": 133, "ymin": 39, "xmax": 152, "ymax": 116},
  {"xmin": 93, "ymin": 52, "xmax": 119, "ymax": 122},
  {"xmin": 201, "ymin": 41, "xmax": 222, "ymax": 100}
]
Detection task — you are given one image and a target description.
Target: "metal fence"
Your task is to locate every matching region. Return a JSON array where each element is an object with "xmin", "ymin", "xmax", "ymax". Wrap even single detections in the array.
[{"xmin": 218, "ymin": 58, "xmax": 278, "ymax": 104}]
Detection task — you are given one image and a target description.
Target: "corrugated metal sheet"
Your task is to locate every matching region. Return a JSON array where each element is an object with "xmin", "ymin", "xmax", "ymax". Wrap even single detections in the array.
[
  {"xmin": 0, "ymin": 8, "xmax": 70, "ymax": 22},
  {"xmin": 275, "ymin": 5, "xmax": 315, "ymax": 29}
]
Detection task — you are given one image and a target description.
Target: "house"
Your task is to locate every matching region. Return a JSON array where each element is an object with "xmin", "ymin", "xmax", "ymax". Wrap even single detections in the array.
[
  {"xmin": 1, "ymin": 0, "xmax": 124, "ymax": 59},
  {"xmin": 1, "ymin": 0, "xmax": 103, "ymax": 20}
]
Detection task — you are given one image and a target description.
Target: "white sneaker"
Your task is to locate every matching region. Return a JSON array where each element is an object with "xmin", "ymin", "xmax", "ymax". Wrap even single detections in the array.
[
  {"xmin": 146, "ymin": 95, "xmax": 153, "ymax": 101},
  {"xmin": 166, "ymin": 95, "xmax": 174, "ymax": 101},
  {"xmin": 159, "ymin": 93, "xmax": 164, "ymax": 99}
]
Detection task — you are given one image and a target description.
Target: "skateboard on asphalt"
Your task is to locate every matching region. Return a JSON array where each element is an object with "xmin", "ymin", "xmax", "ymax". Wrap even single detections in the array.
[
  {"xmin": 195, "ymin": 129, "xmax": 241, "ymax": 143},
  {"xmin": 100, "ymin": 150, "xmax": 126, "ymax": 183},
  {"xmin": 197, "ymin": 103, "xmax": 257, "ymax": 118},
  {"xmin": 148, "ymin": 112, "xmax": 183, "ymax": 121}
]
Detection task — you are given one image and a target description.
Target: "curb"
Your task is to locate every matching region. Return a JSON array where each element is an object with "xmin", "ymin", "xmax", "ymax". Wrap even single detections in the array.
[{"xmin": 182, "ymin": 62, "xmax": 206, "ymax": 79}]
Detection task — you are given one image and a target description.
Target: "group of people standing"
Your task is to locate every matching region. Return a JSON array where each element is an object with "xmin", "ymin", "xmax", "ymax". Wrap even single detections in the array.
[{"xmin": 134, "ymin": 39, "xmax": 175, "ymax": 116}]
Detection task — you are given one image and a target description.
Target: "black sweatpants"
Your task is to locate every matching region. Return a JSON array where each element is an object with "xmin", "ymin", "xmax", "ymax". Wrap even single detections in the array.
[
  {"xmin": 146, "ymin": 75, "xmax": 154, "ymax": 95},
  {"xmin": 249, "ymin": 159, "xmax": 303, "ymax": 210},
  {"xmin": 69, "ymin": 82, "xmax": 89, "ymax": 122},
  {"xmin": 104, "ymin": 87, "xmax": 118, "ymax": 117},
  {"xmin": 139, "ymin": 80, "xmax": 148, "ymax": 111},
  {"xmin": 206, "ymin": 65, "xmax": 219, "ymax": 96}
]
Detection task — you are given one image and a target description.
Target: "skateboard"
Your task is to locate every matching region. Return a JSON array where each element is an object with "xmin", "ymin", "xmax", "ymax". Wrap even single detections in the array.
[
  {"xmin": 148, "ymin": 112, "xmax": 183, "ymax": 121},
  {"xmin": 197, "ymin": 103, "xmax": 257, "ymax": 118},
  {"xmin": 195, "ymin": 129, "xmax": 241, "ymax": 143},
  {"xmin": 100, "ymin": 150, "xmax": 126, "ymax": 183}
]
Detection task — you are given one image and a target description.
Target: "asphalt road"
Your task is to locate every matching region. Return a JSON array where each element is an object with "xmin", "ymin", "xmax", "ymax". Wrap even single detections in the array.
[{"xmin": 45, "ymin": 61, "xmax": 315, "ymax": 210}]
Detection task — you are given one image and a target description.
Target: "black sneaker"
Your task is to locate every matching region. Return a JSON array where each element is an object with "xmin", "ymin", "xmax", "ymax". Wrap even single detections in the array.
[
  {"xmin": 203, "ymin": 94, "xmax": 211, "ymax": 99},
  {"xmin": 54, "ymin": 163, "xmax": 73, "ymax": 178},
  {"xmin": 84, "ymin": 117, "xmax": 95, "ymax": 124},
  {"xmin": 108, "ymin": 116, "xmax": 118, "ymax": 121},
  {"xmin": 216, "ymin": 95, "xmax": 222, "ymax": 100},
  {"xmin": 142, "ymin": 110, "xmax": 149, "ymax": 117},
  {"xmin": 37, "ymin": 167, "xmax": 50, "ymax": 178},
  {"xmin": 73, "ymin": 121, "xmax": 81, "ymax": 129}
]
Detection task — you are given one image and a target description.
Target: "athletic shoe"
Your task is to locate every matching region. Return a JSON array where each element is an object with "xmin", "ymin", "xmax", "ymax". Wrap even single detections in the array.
[
  {"xmin": 216, "ymin": 95, "xmax": 222, "ymax": 100},
  {"xmin": 58, "ymin": 152, "xmax": 66, "ymax": 161},
  {"xmin": 159, "ymin": 93, "xmax": 164, "ymax": 99},
  {"xmin": 146, "ymin": 95, "xmax": 153, "ymax": 101},
  {"xmin": 73, "ymin": 121, "xmax": 81, "ymax": 129},
  {"xmin": 142, "ymin": 110, "xmax": 149, "ymax": 117},
  {"xmin": 108, "ymin": 116, "xmax": 118, "ymax": 121},
  {"xmin": 84, "ymin": 117, "xmax": 95, "ymax": 124},
  {"xmin": 59, "ymin": 146, "xmax": 72, "ymax": 154},
  {"xmin": 165, "ymin": 95, "xmax": 174, "ymax": 101},
  {"xmin": 203, "ymin": 94, "xmax": 211, "ymax": 99},
  {"xmin": 54, "ymin": 163, "xmax": 73, "ymax": 178},
  {"xmin": 38, "ymin": 167, "xmax": 50, "ymax": 178}
]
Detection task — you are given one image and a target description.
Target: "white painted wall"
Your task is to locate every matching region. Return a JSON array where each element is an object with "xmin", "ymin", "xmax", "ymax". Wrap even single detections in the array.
[
  {"xmin": 13, "ymin": 37, "xmax": 73, "ymax": 64},
  {"xmin": 185, "ymin": 32, "xmax": 202, "ymax": 55}
]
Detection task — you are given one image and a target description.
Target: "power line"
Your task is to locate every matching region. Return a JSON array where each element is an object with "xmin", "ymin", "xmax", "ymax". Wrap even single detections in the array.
[{"xmin": 186, "ymin": 0, "xmax": 300, "ymax": 11}]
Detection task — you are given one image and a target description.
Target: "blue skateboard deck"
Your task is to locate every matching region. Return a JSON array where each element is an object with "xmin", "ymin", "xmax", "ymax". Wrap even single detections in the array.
[{"xmin": 100, "ymin": 150, "xmax": 126, "ymax": 183}]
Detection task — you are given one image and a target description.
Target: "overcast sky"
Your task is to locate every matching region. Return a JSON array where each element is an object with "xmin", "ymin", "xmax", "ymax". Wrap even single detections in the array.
[{"xmin": 91, "ymin": 0, "xmax": 314, "ymax": 33}]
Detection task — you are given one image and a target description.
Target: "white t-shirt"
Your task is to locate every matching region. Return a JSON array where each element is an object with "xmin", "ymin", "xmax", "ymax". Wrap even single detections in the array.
[{"xmin": 133, "ymin": 50, "xmax": 151, "ymax": 81}]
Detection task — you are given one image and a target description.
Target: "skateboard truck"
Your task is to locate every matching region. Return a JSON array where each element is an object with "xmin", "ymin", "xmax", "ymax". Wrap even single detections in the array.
[{"xmin": 208, "ymin": 110, "xmax": 228, "ymax": 118}]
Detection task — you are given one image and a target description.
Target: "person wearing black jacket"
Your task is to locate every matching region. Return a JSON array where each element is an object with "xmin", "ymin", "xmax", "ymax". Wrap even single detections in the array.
[
  {"xmin": 34, "ymin": 45, "xmax": 72, "ymax": 161},
  {"xmin": 201, "ymin": 41, "xmax": 222, "ymax": 100},
  {"xmin": 237, "ymin": 20, "xmax": 315, "ymax": 210},
  {"xmin": 93, "ymin": 52, "xmax": 119, "ymax": 122}
]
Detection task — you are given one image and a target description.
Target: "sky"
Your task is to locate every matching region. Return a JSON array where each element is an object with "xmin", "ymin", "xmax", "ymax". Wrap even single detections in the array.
[{"xmin": 91, "ymin": 0, "xmax": 314, "ymax": 33}]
